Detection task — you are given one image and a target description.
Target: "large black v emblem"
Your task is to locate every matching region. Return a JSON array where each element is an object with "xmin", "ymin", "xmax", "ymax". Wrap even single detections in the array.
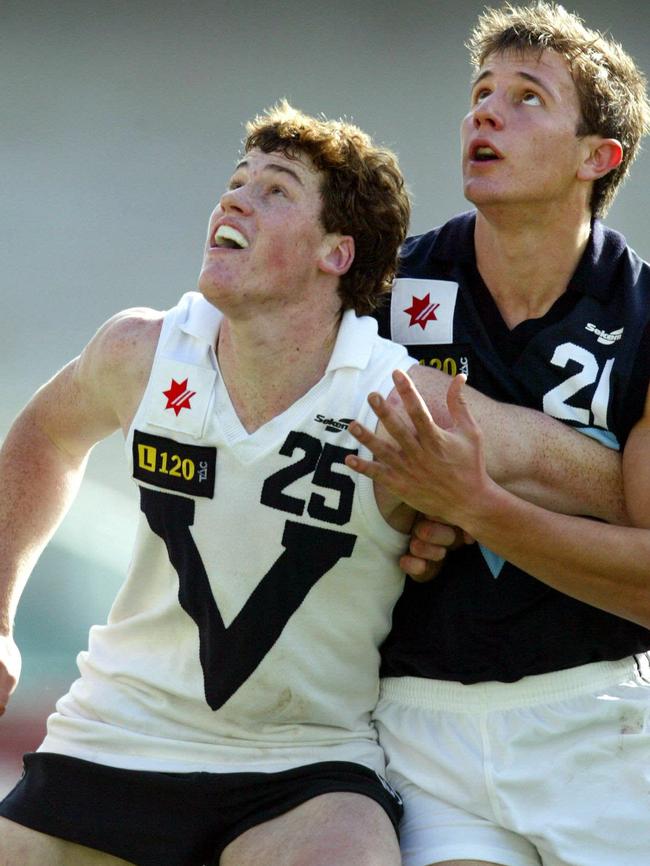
[{"xmin": 140, "ymin": 487, "xmax": 356, "ymax": 710}]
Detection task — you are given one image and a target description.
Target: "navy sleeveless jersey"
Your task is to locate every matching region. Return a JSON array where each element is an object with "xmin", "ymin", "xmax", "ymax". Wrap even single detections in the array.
[{"xmin": 375, "ymin": 211, "xmax": 650, "ymax": 683}]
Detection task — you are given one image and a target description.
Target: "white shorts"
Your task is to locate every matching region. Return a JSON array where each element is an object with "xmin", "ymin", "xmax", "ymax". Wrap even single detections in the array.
[{"xmin": 374, "ymin": 656, "xmax": 650, "ymax": 866}]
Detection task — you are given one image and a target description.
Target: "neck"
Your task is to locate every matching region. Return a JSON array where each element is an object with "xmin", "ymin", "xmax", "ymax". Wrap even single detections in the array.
[
  {"xmin": 474, "ymin": 202, "xmax": 592, "ymax": 329},
  {"xmin": 216, "ymin": 301, "xmax": 342, "ymax": 433}
]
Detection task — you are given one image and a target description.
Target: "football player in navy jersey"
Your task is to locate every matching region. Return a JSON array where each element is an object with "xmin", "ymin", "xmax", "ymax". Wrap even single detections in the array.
[{"xmin": 348, "ymin": 4, "xmax": 650, "ymax": 866}]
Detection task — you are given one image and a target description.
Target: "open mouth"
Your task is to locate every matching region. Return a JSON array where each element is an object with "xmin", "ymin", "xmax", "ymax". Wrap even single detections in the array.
[
  {"xmin": 471, "ymin": 145, "xmax": 501, "ymax": 162},
  {"xmin": 212, "ymin": 225, "xmax": 249, "ymax": 249}
]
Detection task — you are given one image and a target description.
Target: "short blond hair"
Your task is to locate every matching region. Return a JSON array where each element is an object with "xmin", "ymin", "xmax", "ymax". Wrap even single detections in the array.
[
  {"xmin": 467, "ymin": 2, "xmax": 650, "ymax": 216},
  {"xmin": 245, "ymin": 101, "xmax": 411, "ymax": 314}
]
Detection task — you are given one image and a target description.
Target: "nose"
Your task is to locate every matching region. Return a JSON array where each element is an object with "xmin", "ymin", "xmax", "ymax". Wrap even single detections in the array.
[
  {"xmin": 219, "ymin": 185, "xmax": 253, "ymax": 215},
  {"xmin": 471, "ymin": 93, "xmax": 504, "ymax": 130}
]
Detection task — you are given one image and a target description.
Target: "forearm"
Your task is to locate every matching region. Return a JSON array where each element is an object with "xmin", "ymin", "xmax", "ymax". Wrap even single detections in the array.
[
  {"xmin": 409, "ymin": 365, "xmax": 626, "ymax": 523},
  {"xmin": 482, "ymin": 402, "xmax": 627, "ymax": 524},
  {"xmin": 351, "ymin": 370, "xmax": 646, "ymax": 618},
  {"xmin": 457, "ymin": 479, "xmax": 650, "ymax": 627},
  {"xmin": 0, "ymin": 411, "xmax": 88, "ymax": 634}
]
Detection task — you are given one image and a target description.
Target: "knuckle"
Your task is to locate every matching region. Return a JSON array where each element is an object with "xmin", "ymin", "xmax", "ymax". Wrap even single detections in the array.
[{"xmin": 426, "ymin": 544, "xmax": 445, "ymax": 561}]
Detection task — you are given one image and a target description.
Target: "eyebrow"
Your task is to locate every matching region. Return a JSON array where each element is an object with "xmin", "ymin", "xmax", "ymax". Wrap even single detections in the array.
[
  {"xmin": 471, "ymin": 68, "xmax": 556, "ymax": 100},
  {"xmin": 233, "ymin": 159, "xmax": 305, "ymax": 186}
]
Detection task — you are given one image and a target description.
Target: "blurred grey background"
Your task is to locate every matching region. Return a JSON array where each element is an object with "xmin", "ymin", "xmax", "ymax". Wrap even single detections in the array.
[{"xmin": 2, "ymin": 0, "xmax": 649, "ymax": 791}]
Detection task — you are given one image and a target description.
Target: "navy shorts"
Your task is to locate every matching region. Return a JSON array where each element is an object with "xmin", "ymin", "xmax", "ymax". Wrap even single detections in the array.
[{"xmin": 0, "ymin": 752, "xmax": 403, "ymax": 866}]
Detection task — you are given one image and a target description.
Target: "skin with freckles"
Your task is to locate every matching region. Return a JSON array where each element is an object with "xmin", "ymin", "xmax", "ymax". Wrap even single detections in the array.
[{"xmin": 198, "ymin": 148, "xmax": 350, "ymax": 323}]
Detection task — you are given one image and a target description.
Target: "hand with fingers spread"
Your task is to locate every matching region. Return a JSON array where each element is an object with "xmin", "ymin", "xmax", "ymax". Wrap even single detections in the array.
[{"xmin": 345, "ymin": 368, "xmax": 493, "ymax": 533}]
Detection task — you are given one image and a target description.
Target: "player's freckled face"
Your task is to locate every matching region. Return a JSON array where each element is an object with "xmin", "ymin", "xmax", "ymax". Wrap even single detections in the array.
[
  {"xmin": 461, "ymin": 47, "xmax": 587, "ymax": 208},
  {"xmin": 198, "ymin": 148, "xmax": 331, "ymax": 311}
]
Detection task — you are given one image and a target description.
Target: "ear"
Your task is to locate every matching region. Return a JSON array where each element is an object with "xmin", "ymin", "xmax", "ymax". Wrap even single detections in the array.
[
  {"xmin": 578, "ymin": 137, "xmax": 623, "ymax": 181},
  {"xmin": 318, "ymin": 234, "xmax": 355, "ymax": 277}
]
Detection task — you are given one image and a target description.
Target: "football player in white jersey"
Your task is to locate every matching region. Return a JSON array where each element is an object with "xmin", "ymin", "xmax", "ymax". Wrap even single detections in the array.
[{"xmin": 0, "ymin": 100, "xmax": 626, "ymax": 866}]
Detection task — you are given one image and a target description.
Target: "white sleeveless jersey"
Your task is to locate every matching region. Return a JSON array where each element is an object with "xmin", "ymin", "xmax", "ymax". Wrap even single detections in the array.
[{"xmin": 41, "ymin": 292, "xmax": 415, "ymax": 775}]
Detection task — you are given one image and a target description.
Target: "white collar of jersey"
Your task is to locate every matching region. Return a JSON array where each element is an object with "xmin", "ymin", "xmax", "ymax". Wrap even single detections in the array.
[
  {"xmin": 325, "ymin": 309, "xmax": 378, "ymax": 373},
  {"xmin": 175, "ymin": 293, "xmax": 376, "ymax": 372},
  {"xmin": 177, "ymin": 292, "xmax": 223, "ymax": 346}
]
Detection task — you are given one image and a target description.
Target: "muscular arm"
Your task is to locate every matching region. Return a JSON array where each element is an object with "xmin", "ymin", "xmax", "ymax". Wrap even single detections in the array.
[
  {"xmin": 377, "ymin": 361, "xmax": 627, "ymax": 577},
  {"xmin": 406, "ymin": 364, "xmax": 627, "ymax": 524},
  {"xmin": 356, "ymin": 362, "xmax": 626, "ymax": 578},
  {"xmin": 426, "ymin": 384, "xmax": 650, "ymax": 626},
  {"xmin": 347, "ymin": 370, "xmax": 650, "ymax": 627},
  {"xmin": 0, "ymin": 309, "xmax": 161, "ymax": 711}
]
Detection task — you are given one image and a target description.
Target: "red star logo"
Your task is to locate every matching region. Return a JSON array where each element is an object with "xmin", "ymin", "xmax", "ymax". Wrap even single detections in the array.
[
  {"xmin": 163, "ymin": 378, "xmax": 197, "ymax": 416},
  {"xmin": 403, "ymin": 293, "xmax": 440, "ymax": 330}
]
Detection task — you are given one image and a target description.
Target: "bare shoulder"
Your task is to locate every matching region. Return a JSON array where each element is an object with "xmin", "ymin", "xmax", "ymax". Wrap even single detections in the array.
[
  {"xmin": 24, "ymin": 306, "xmax": 164, "ymax": 454},
  {"xmin": 74, "ymin": 306, "xmax": 164, "ymax": 431},
  {"xmin": 81, "ymin": 306, "xmax": 164, "ymax": 372},
  {"xmin": 7, "ymin": 307, "xmax": 166, "ymax": 462}
]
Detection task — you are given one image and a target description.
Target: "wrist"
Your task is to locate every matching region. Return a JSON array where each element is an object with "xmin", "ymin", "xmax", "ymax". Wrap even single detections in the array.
[{"xmin": 454, "ymin": 476, "xmax": 509, "ymax": 541}]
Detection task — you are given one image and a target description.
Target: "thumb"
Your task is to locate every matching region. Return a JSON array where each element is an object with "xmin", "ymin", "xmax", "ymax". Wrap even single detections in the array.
[{"xmin": 446, "ymin": 374, "xmax": 472, "ymax": 426}]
